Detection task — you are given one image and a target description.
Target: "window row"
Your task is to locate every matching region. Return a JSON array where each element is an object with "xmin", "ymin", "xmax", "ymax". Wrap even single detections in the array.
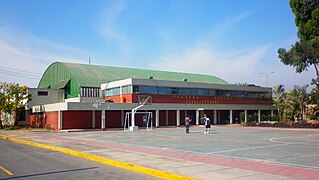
[
  {"xmin": 105, "ymin": 85, "xmax": 271, "ymax": 98},
  {"xmin": 81, "ymin": 87, "xmax": 101, "ymax": 97}
]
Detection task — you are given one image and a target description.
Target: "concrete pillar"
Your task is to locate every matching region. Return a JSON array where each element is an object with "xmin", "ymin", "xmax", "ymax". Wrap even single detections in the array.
[
  {"xmin": 58, "ymin": 110, "xmax": 62, "ymax": 130},
  {"xmin": 271, "ymin": 110, "xmax": 274, "ymax": 117},
  {"xmin": 214, "ymin": 110, "xmax": 217, "ymax": 125},
  {"xmin": 258, "ymin": 110, "xmax": 261, "ymax": 123},
  {"xmin": 101, "ymin": 110, "xmax": 105, "ymax": 129},
  {"xmin": 176, "ymin": 110, "xmax": 180, "ymax": 127},
  {"xmin": 196, "ymin": 110, "xmax": 199, "ymax": 125},
  {"xmin": 156, "ymin": 110, "xmax": 159, "ymax": 127},
  {"xmin": 229, "ymin": 110, "xmax": 233, "ymax": 124},
  {"xmin": 92, "ymin": 110, "xmax": 95, "ymax": 128},
  {"xmin": 244, "ymin": 109, "xmax": 247, "ymax": 123}
]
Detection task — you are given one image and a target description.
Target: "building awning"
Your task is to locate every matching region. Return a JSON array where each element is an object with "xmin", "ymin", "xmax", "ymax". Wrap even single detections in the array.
[{"xmin": 56, "ymin": 79, "xmax": 70, "ymax": 89}]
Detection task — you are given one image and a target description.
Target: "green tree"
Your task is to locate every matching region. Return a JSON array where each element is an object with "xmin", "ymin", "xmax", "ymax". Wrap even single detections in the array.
[
  {"xmin": 273, "ymin": 85, "xmax": 285, "ymax": 121},
  {"xmin": 278, "ymin": 0, "xmax": 319, "ymax": 85},
  {"xmin": 307, "ymin": 87, "xmax": 319, "ymax": 120},
  {"xmin": 0, "ymin": 82, "xmax": 29, "ymax": 125},
  {"xmin": 285, "ymin": 85, "xmax": 308, "ymax": 121}
]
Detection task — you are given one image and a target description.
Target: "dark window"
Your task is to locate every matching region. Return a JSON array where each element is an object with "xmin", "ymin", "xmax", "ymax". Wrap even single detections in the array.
[
  {"xmin": 171, "ymin": 87, "xmax": 179, "ymax": 94},
  {"xmin": 133, "ymin": 86, "xmax": 139, "ymax": 93},
  {"xmin": 158, "ymin": 87, "xmax": 170, "ymax": 94},
  {"xmin": 180, "ymin": 88, "xmax": 190, "ymax": 95},
  {"xmin": 37, "ymin": 91, "xmax": 48, "ymax": 96}
]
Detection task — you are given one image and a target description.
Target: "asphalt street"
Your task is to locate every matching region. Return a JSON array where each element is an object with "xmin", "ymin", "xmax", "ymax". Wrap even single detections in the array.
[
  {"xmin": 1, "ymin": 126, "xmax": 319, "ymax": 180},
  {"xmin": 0, "ymin": 139, "xmax": 159, "ymax": 180}
]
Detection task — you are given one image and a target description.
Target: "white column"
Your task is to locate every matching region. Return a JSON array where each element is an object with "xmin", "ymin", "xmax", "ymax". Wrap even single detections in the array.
[
  {"xmin": 244, "ymin": 110, "xmax": 248, "ymax": 123},
  {"xmin": 229, "ymin": 110, "xmax": 233, "ymax": 124},
  {"xmin": 176, "ymin": 110, "xmax": 180, "ymax": 127},
  {"xmin": 196, "ymin": 110, "xmax": 199, "ymax": 125},
  {"xmin": 258, "ymin": 110, "xmax": 261, "ymax": 123},
  {"xmin": 271, "ymin": 110, "xmax": 274, "ymax": 117},
  {"xmin": 92, "ymin": 110, "xmax": 95, "ymax": 128},
  {"xmin": 58, "ymin": 110, "xmax": 62, "ymax": 130},
  {"xmin": 101, "ymin": 110, "xmax": 105, "ymax": 129},
  {"xmin": 156, "ymin": 110, "xmax": 159, "ymax": 127},
  {"xmin": 214, "ymin": 110, "xmax": 217, "ymax": 125}
]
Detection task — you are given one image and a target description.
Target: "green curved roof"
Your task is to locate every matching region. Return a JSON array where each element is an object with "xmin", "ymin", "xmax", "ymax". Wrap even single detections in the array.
[{"xmin": 38, "ymin": 62, "xmax": 228, "ymax": 98}]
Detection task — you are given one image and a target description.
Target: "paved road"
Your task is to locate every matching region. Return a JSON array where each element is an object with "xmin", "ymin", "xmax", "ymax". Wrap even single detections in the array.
[
  {"xmin": 1, "ymin": 126, "xmax": 319, "ymax": 180},
  {"xmin": 0, "ymin": 139, "xmax": 159, "ymax": 180}
]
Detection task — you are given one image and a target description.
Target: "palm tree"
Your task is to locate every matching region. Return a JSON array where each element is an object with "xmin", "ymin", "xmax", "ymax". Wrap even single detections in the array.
[
  {"xmin": 286, "ymin": 85, "xmax": 308, "ymax": 121},
  {"xmin": 273, "ymin": 85, "xmax": 285, "ymax": 121}
]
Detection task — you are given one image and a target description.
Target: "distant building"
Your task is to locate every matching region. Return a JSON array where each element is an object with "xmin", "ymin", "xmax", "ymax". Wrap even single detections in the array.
[{"xmin": 23, "ymin": 62, "xmax": 275, "ymax": 130}]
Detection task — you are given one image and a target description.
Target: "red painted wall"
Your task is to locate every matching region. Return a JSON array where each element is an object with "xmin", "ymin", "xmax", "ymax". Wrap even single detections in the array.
[
  {"xmin": 106, "ymin": 94, "xmax": 272, "ymax": 105},
  {"xmin": 62, "ymin": 111, "xmax": 92, "ymax": 129},
  {"xmin": 105, "ymin": 111, "xmax": 121, "ymax": 128},
  {"xmin": 95, "ymin": 111, "xmax": 101, "ymax": 128},
  {"xmin": 105, "ymin": 94, "xmax": 133, "ymax": 103},
  {"xmin": 168, "ymin": 110, "xmax": 176, "ymax": 126},
  {"xmin": 159, "ymin": 110, "xmax": 167, "ymax": 126},
  {"xmin": 45, "ymin": 111, "xmax": 58, "ymax": 130}
]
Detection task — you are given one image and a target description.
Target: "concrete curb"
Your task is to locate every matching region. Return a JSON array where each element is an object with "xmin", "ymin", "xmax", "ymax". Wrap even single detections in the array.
[{"xmin": 0, "ymin": 134, "xmax": 197, "ymax": 180}]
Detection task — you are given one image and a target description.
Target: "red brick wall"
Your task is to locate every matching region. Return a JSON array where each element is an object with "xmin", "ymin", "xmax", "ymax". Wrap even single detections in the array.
[
  {"xmin": 62, "ymin": 111, "xmax": 92, "ymax": 129},
  {"xmin": 45, "ymin": 111, "xmax": 58, "ymax": 130}
]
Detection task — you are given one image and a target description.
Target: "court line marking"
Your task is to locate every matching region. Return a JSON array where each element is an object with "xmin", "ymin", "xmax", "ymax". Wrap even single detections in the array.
[
  {"xmin": 210, "ymin": 153, "xmax": 319, "ymax": 170},
  {"xmin": 0, "ymin": 165, "xmax": 14, "ymax": 176},
  {"xmin": 0, "ymin": 135, "xmax": 196, "ymax": 180},
  {"xmin": 207, "ymin": 144, "xmax": 284, "ymax": 154}
]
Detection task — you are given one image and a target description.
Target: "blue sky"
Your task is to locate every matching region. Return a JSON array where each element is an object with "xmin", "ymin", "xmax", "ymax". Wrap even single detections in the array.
[{"xmin": 0, "ymin": 0, "xmax": 314, "ymax": 90}]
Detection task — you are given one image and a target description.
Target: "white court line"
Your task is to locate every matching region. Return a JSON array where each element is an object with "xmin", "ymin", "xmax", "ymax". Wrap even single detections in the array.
[
  {"xmin": 270, "ymin": 135, "xmax": 319, "ymax": 146},
  {"xmin": 207, "ymin": 144, "xmax": 285, "ymax": 154},
  {"xmin": 209, "ymin": 153, "xmax": 319, "ymax": 170}
]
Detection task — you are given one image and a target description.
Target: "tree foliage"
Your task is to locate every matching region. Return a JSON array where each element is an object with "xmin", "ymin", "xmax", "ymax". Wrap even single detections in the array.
[
  {"xmin": 273, "ymin": 85, "xmax": 285, "ymax": 121},
  {"xmin": 272, "ymin": 84, "xmax": 319, "ymax": 121},
  {"xmin": 278, "ymin": 0, "xmax": 319, "ymax": 85},
  {"xmin": 0, "ymin": 82, "xmax": 29, "ymax": 125}
]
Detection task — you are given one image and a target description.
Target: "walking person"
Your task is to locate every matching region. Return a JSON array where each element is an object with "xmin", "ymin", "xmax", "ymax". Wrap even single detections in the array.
[
  {"xmin": 142, "ymin": 114, "xmax": 147, "ymax": 127},
  {"xmin": 202, "ymin": 114, "xmax": 211, "ymax": 134},
  {"xmin": 185, "ymin": 115, "xmax": 192, "ymax": 133}
]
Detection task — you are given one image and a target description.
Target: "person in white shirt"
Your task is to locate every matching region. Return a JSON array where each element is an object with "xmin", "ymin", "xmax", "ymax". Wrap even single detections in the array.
[{"xmin": 202, "ymin": 114, "xmax": 211, "ymax": 134}]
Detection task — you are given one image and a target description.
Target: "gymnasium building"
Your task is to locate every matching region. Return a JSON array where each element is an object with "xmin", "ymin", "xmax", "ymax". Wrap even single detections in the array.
[{"xmin": 25, "ymin": 62, "xmax": 274, "ymax": 130}]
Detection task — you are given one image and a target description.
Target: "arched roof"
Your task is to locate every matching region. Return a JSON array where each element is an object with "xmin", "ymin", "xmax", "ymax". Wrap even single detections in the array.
[{"xmin": 38, "ymin": 62, "xmax": 228, "ymax": 98}]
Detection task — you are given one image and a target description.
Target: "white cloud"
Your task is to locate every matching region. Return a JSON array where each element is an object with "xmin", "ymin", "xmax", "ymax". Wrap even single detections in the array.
[
  {"xmin": 149, "ymin": 43, "xmax": 269, "ymax": 84},
  {"xmin": 0, "ymin": 27, "xmax": 91, "ymax": 87},
  {"xmin": 149, "ymin": 10, "xmax": 315, "ymax": 91},
  {"xmin": 149, "ymin": 11, "xmax": 266, "ymax": 84},
  {"xmin": 97, "ymin": 0, "xmax": 131, "ymax": 53}
]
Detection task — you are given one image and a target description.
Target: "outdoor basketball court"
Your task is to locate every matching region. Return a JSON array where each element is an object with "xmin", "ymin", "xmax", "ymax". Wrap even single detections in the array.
[{"xmin": 49, "ymin": 126, "xmax": 319, "ymax": 171}]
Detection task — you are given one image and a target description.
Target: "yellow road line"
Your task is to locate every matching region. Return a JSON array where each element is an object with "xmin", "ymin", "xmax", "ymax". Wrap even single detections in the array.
[
  {"xmin": 0, "ymin": 135, "xmax": 197, "ymax": 180},
  {"xmin": 0, "ymin": 165, "xmax": 14, "ymax": 176}
]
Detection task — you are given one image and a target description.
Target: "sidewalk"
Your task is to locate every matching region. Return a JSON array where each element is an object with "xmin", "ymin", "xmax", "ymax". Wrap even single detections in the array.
[{"xmin": 1, "ymin": 127, "xmax": 318, "ymax": 180}]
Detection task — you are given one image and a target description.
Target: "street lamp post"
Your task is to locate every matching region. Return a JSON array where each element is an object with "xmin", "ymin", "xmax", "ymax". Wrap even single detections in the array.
[{"xmin": 260, "ymin": 72, "xmax": 274, "ymax": 87}]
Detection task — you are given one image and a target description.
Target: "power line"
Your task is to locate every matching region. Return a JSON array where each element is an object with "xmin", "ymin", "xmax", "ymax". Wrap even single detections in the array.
[
  {"xmin": 0, "ymin": 65, "xmax": 42, "ymax": 76},
  {"xmin": 0, "ymin": 70, "xmax": 40, "ymax": 80}
]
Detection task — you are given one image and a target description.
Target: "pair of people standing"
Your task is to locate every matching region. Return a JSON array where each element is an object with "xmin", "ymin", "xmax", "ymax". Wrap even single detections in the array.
[{"xmin": 185, "ymin": 114, "xmax": 211, "ymax": 134}]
